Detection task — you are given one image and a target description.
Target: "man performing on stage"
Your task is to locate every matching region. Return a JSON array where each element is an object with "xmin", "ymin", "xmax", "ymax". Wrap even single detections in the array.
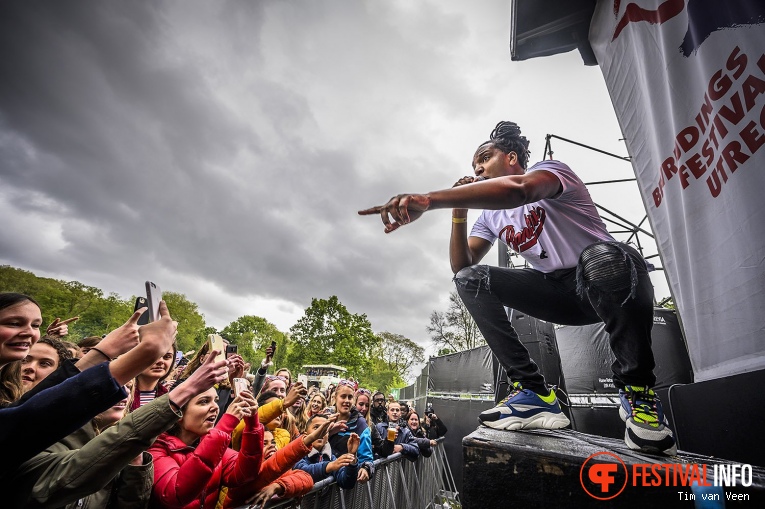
[{"xmin": 359, "ymin": 121, "xmax": 676, "ymax": 455}]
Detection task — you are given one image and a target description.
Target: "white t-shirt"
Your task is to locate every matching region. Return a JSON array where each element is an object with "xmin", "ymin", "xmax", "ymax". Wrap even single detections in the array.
[{"xmin": 470, "ymin": 160, "xmax": 614, "ymax": 272}]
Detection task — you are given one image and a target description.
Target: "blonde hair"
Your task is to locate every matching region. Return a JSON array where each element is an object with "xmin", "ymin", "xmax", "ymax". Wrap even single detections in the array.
[
  {"xmin": 354, "ymin": 390, "xmax": 371, "ymax": 422},
  {"xmin": 298, "ymin": 392, "xmax": 327, "ymax": 433}
]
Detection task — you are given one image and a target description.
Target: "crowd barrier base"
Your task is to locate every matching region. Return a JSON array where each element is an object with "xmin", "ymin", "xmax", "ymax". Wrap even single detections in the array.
[{"xmin": 243, "ymin": 438, "xmax": 459, "ymax": 509}]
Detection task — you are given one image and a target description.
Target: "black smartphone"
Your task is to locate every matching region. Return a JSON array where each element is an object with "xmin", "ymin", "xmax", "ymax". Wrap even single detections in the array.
[
  {"xmin": 225, "ymin": 344, "xmax": 238, "ymax": 358},
  {"xmin": 134, "ymin": 296, "xmax": 150, "ymax": 326},
  {"xmin": 145, "ymin": 281, "xmax": 162, "ymax": 322},
  {"xmin": 270, "ymin": 340, "xmax": 277, "ymax": 355}
]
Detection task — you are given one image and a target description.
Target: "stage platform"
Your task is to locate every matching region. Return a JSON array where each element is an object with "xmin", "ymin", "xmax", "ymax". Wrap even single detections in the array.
[{"xmin": 463, "ymin": 426, "xmax": 764, "ymax": 508}]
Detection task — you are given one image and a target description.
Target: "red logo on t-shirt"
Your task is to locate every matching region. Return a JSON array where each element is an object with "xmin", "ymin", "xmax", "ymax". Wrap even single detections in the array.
[{"xmin": 499, "ymin": 206, "xmax": 546, "ymax": 253}]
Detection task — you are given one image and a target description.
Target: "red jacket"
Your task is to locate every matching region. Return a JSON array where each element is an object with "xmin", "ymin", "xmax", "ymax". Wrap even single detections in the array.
[
  {"xmin": 222, "ymin": 435, "xmax": 314, "ymax": 508},
  {"xmin": 149, "ymin": 413, "xmax": 263, "ymax": 509}
]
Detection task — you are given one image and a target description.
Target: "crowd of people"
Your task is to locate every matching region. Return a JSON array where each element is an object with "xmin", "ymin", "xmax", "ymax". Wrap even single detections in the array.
[{"xmin": 0, "ymin": 292, "xmax": 447, "ymax": 508}]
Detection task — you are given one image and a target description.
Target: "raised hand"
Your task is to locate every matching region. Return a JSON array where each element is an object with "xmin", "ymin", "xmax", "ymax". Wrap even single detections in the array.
[
  {"xmin": 97, "ymin": 308, "xmax": 146, "ymax": 358},
  {"xmin": 169, "ymin": 350, "xmax": 228, "ymax": 407},
  {"xmin": 227, "ymin": 354, "xmax": 245, "ymax": 384},
  {"xmin": 247, "ymin": 483, "xmax": 283, "ymax": 509},
  {"xmin": 102, "ymin": 301, "xmax": 177, "ymax": 386},
  {"xmin": 358, "ymin": 193, "xmax": 432, "ymax": 234},
  {"xmin": 327, "ymin": 453, "xmax": 356, "ymax": 473},
  {"xmin": 346, "ymin": 432, "xmax": 360, "ymax": 455},
  {"xmin": 303, "ymin": 414, "xmax": 337, "ymax": 447},
  {"xmin": 137, "ymin": 301, "xmax": 177, "ymax": 356},
  {"xmin": 260, "ymin": 345, "xmax": 275, "ymax": 370},
  {"xmin": 46, "ymin": 316, "xmax": 79, "ymax": 338},
  {"xmin": 328, "ymin": 420, "xmax": 348, "ymax": 436},
  {"xmin": 226, "ymin": 390, "xmax": 258, "ymax": 420},
  {"xmin": 283, "ymin": 381, "xmax": 307, "ymax": 408}
]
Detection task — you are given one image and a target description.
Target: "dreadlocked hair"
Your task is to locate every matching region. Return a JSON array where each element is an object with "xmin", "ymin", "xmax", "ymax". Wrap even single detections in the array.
[{"xmin": 488, "ymin": 121, "xmax": 531, "ymax": 169}]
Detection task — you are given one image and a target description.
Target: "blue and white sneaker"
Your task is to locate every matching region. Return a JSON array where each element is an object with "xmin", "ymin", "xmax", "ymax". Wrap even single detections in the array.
[
  {"xmin": 619, "ymin": 385, "xmax": 677, "ymax": 456},
  {"xmin": 478, "ymin": 382, "xmax": 570, "ymax": 431}
]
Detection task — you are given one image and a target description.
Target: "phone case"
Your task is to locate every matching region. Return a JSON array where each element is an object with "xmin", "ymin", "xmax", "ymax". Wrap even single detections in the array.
[
  {"xmin": 134, "ymin": 296, "xmax": 150, "ymax": 326},
  {"xmin": 145, "ymin": 281, "xmax": 162, "ymax": 322}
]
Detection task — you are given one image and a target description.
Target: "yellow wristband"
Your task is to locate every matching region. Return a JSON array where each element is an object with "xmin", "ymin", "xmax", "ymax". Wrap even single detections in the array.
[{"xmin": 452, "ymin": 217, "xmax": 467, "ymax": 224}]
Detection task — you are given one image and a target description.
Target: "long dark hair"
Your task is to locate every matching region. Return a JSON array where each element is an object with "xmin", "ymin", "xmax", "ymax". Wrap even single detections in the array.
[{"xmin": 0, "ymin": 293, "xmax": 41, "ymax": 406}]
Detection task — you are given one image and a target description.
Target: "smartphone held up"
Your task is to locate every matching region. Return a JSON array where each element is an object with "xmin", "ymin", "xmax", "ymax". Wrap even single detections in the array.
[
  {"xmin": 146, "ymin": 281, "xmax": 162, "ymax": 322},
  {"xmin": 233, "ymin": 377, "xmax": 249, "ymax": 397}
]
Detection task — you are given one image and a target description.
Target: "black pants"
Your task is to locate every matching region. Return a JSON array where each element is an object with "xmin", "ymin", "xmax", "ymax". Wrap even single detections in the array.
[{"xmin": 454, "ymin": 241, "xmax": 656, "ymax": 394}]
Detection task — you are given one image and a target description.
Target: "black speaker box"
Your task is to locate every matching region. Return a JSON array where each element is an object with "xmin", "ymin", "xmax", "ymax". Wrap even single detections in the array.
[{"xmin": 668, "ymin": 368, "xmax": 765, "ymax": 465}]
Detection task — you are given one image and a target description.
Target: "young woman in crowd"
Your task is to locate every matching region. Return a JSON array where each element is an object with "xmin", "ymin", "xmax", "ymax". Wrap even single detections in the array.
[
  {"xmin": 0, "ymin": 293, "xmax": 178, "ymax": 476},
  {"xmin": 405, "ymin": 410, "xmax": 435, "ymax": 457},
  {"xmin": 355, "ymin": 388, "xmax": 385, "ymax": 456},
  {"xmin": 423, "ymin": 409, "xmax": 448, "ymax": 440},
  {"xmin": 20, "ymin": 337, "xmax": 72, "ymax": 393},
  {"xmin": 221, "ymin": 417, "xmax": 336, "ymax": 509},
  {"xmin": 299, "ymin": 391, "xmax": 327, "ymax": 433},
  {"xmin": 328, "ymin": 380, "xmax": 375, "ymax": 482},
  {"xmin": 174, "ymin": 336, "xmax": 248, "ymax": 423},
  {"xmin": 230, "ymin": 380, "xmax": 307, "ymax": 451},
  {"xmin": 274, "ymin": 367, "xmax": 292, "ymax": 388},
  {"xmin": 5, "ymin": 350, "xmax": 231, "ymax": 508},
  {"xmin": 130, "ymin": 343, "xmax": 177, "ymax": 410},
  {"xmin": 149, "ymin": 383, "xmax": 263, "ymax": 509},
  {"xmin": 260, "ymin": 374, "xmax": 288, "ymax": 398}
]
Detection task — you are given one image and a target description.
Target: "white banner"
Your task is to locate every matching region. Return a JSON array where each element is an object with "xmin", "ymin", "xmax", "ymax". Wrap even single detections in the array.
[{"xmin": 589, "ymin": 0, "xmax": 765, "ymax": 381}]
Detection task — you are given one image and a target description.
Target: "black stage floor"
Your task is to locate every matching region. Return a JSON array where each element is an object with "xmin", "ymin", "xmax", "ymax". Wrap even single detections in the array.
[{"xmin": 463, "ymin": 426, "xmax": 764, "ymax": 508}]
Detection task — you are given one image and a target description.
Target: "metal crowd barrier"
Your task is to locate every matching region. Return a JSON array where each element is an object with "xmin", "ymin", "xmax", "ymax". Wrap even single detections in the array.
[{"xmin": 245, "ymin": 438, "xmax": 460, "ymax": 509}]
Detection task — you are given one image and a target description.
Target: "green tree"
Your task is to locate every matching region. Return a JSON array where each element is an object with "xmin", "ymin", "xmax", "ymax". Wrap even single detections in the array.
[
  {"xmin": 0, "ymin": 266, "xmax": 212, "ymax": 352},
  {"xmin": 74, "ymin": 293, "xmax": 134, "ymax": 338},
  {"xmin": 161, "ymin": 292, "xmax": 208, "ymax": 354},
  {"xmin": 428, "ymin": 291, "xmax": 485, "ymax": 353},
  {"xmin": 374, "ymin": 331, "xmax": 424, "ymax": 384},
  {"xmin": 287, "ymin": 296, "xmax": 379, "ymax": 380},
  {"xmin": 220, "ymin": 315, "xmax": 287, "ymax": 368},
  {"xmin": 359, "ymin": 357, "xmax": 400, "ymax": 394},
  {"xmin": 0, "ymin": 265, "xmax": 130, "ymax": 338}
]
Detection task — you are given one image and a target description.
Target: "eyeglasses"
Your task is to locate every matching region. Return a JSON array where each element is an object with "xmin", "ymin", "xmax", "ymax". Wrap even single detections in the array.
[
  {"xmin": 356, "ymin": 388, "xmax": 371, "ymax": 397},
  {"xmin": 264, "ymin": 375, "xmax": 287, "ymax": 383},
  {"xmin": 373, "ymin": 398, "xmax": 385, "ymax": 403}
]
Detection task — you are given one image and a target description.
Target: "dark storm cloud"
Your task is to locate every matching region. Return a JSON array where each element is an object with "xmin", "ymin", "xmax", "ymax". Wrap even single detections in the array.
[
  {"xmin": 0, "ymin": 1, "xmax": 649, "ymax": 355},
  {"xmin": 0, "ymin": 0, "xmax": 463, "ymax": 342}
]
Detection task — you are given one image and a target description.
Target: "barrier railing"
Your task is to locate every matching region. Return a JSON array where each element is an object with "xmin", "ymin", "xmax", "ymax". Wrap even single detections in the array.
[{"xmin": 247, "ymin": 438, "xmax": 460, "ymax": 509}]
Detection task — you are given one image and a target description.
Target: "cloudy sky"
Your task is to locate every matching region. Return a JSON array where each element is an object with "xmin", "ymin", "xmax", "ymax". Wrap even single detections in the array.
[{"xmin": 0, "ymin": 1, "xmax": 669, "ymax": 370}]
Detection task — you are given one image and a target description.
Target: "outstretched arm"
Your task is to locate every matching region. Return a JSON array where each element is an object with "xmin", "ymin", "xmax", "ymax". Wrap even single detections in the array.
[{"xmin": 358, "ymin": 170, "xmax": 561, "ymax": 234}]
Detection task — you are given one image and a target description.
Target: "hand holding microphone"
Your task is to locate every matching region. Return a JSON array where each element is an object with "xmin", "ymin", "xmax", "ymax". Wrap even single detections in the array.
[{"xmin": 453, "ymin": 175, "xmax": 486, "ymax": 187}]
